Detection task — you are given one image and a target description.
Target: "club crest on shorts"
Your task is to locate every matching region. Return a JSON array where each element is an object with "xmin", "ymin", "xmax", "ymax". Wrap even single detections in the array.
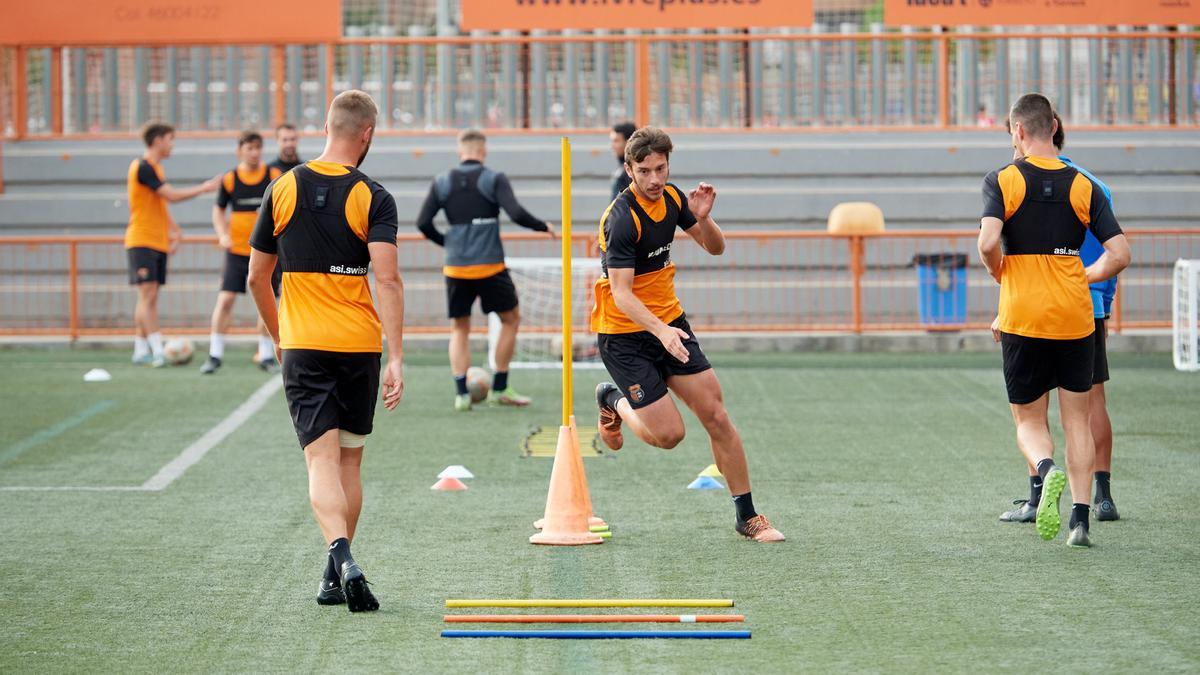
[{"xmin": 628, "ymin": 383, "xmax": 644, "ymax": 403}]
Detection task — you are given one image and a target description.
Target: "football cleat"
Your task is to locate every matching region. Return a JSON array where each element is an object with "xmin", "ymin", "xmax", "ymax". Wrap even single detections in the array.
[
  {"xmin": 339, "ymin": 562, "xmax": 379, "ymax": 613},
  {"xmin": 735, "ymin": 514, "xmax": 785, "ymax": 543},
  {"xmin": 317, "ymin": 578, "xmax": 346, "ymax": 606},
  {"xmin": 1067, "ymin": 523, "xmax": 1091, "ymax": 548},
  {"xmin": 454, "ymin": 394, "xmax": 472, "ymax": 412},
  {"xmin": 199, "ymin": 356, "xmax": 222, "ymax": 375},
  {"xmin": 490, "ymin": 388, "xmax": 532, "ymax": 407},
  {"xmin": 999, "ymin": 499, "xmax": 1037, "ymax": 523},
  {"xmin": 1094, "ymin": 496, "xmax": 1120, "ymax": 522},
  {"xmin": 258, "ymin": 357, "xmax": 281, "ymax": 374},
  {"xmin": 1035, "ymin": 467, "xmax": 1067, "ymax": 541},
  {"xmin": 595, "ymin": 382, "xmax": 624, "ymax": 451}
]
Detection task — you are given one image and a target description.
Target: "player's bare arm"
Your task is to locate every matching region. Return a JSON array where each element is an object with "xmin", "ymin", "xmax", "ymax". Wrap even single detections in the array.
[
  {"xmin": 369, "ymin": 241, "xmax": 406, "ymax": 411},
  {"xmin": 978, "ymin": 216, "xmax": 1004, "ymax": 282},
  {"xmin": 247, "ymin": 249, "xmax": 281, "ymax": 360},
  {"xmin": 1085, "ymin": 234, "xmax": 1131, "ymax": 284},
  {"xmin": 608, "ymin": 267, "xmax": 691, "ymax": 364},
  {"xmin": 156, "ymin": 176, "xmax": 221, "ymax": 203},
  {"xmin": 685, "ymin": 182, "xmax": 725, "ymax": 255},
  {"xmin": 211, "ymin": 205, "xmax": 231, "ymax": 250}
]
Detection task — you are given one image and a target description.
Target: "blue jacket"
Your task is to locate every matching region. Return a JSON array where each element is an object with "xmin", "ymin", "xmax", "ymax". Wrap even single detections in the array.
[{"xmin": 1060, "ymin": 155, "xmax": 1118, "ymax": 318}]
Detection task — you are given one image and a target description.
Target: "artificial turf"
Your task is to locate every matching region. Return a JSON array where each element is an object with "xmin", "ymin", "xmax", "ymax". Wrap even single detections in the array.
[{"xmin": 1, "ymin": 348, "xmax": 1197, "ymax": 673}]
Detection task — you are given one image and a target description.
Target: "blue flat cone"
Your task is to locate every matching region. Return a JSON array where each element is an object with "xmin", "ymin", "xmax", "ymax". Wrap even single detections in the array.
[{"xmin": 688, "ymin": 476, "xmax": 725, "ymax": 490}]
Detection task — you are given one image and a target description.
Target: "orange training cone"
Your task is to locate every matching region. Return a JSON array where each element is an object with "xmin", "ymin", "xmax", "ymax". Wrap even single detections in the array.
[
  {"xmin": 431, "ymin": 477, "xmax": 468, "ymax": 491},
  {"xmin": 533, "ymin": 416, "xmax": 606, "ymax": 531},
  {"xmin": 529, "ymin": 424, "xmax": 604, "ymax": 546}
]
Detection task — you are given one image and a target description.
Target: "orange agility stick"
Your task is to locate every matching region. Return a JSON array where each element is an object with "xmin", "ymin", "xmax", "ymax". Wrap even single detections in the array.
[{"xmin": 444, "ymin": 614, "xmax": 746, "ymax": 624}]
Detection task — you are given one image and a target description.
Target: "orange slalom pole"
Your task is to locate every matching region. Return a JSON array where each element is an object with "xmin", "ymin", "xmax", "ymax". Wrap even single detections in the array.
[{"xmin": 444, "ymin": 614, "xmax": 745, "ymax": 624}]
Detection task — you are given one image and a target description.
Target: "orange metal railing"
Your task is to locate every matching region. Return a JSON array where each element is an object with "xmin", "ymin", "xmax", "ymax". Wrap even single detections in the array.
[
  {"xmin": 0, "ymin": 229, "xmax": 1195, "ymax": 340},
  {"xmin": 2, "ymin": 30, "xmax": 1198, "ymax": 139}
]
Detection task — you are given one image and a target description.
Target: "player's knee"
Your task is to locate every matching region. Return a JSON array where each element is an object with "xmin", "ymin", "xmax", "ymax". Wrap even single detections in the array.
[
  {"xmin": 656, "ymin": 426, "xmax": 686, "ymax": 449},
  {"xmin": 500, "ymin": 309, "xmax": 520, "ymax": 326},
  {"xmin": 703, "ymin": 406, "xmax": 734, "ymax": 435}
]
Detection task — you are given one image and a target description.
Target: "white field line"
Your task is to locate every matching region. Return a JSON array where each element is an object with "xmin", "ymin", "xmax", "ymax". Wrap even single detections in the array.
[{"xmin": 0, "ymin": 376, "xmax": 281, "ymax": 493}]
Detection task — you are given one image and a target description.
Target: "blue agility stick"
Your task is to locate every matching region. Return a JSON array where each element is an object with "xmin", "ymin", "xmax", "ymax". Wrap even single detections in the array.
[{"xmin": 441, "ymin": 630, "xmax": 751, "ymax": 639}]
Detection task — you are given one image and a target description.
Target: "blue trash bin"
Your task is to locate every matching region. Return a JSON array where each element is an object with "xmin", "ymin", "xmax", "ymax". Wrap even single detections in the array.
[{"xmin": 913, "ymin": 253, "xmax": 967, "ymax": 326}]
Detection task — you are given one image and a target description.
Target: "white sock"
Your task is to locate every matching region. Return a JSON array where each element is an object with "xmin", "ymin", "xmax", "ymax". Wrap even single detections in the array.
[
  {"xmin": 257, "ymin": 336, "xmax": 275, "ymax": 361},
  {"xmin": 210, "ymin": 333, "xmax": 226, "ymax": 360},
  {"xmin": 147, "ymin": 332, "xmax": 164, "ymax": 356},
  {"xmin": 133, "ymin": 336, "xmax": 150, "ymax": 360}
]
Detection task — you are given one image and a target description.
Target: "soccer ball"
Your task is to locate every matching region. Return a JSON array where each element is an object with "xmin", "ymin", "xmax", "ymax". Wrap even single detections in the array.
[
  {"xmin": 163, "ymin": 337, "xmax": 195, "ymax": 366},
  {"xmin": 466, "ymin": 366, "xmax": 491, "ymax": 403}
]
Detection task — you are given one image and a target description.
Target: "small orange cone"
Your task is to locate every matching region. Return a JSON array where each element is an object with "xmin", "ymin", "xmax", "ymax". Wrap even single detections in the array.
[
  {"xmin": 529, "ymin": 423, "xmax": 604, "ymax": 546},
  {"xmin": 431, "ymin": 477, "xmax": 468, "ymax": 491},
  {"xmin": 533, "ymin": 416, "xmax": 606, "ymax": 530}
]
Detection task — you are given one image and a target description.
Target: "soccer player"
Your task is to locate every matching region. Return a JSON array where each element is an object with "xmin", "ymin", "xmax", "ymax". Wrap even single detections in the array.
[
  {"xmin": 248, "ymin": 91, "xmax": 403, "ymax": 612},
  {"xmin": 125, "ymin": 122, "xmax": 219, "ymax": 367},
  {"xmin": 268, "ymin": 122, "xmax": 302, "ymax": 173},
  {"xmin": 591, "ymin": 127, "xmax": 785, "ymax": 543},
  {"xmin": 997, "ymin": 113, "xmax": 1123, "ymax": 524},
  {"xmin": 199, "ymin": 131, "xmax": 283, "ymax": 375},
  {"xmin": 609, "ymin": 121, "xmax": 637, "ymax": 200},
  {"xmin": 979, "ymin": 94, "xmax": 1130, "ymax": 548},
  {"xmin": 416, "ymin": 128, "xmax": 557, "ymax": 411}
]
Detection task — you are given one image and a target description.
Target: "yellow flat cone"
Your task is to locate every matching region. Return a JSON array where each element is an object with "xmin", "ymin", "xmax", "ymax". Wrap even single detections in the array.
[{"xmin": 699, "ymin": 464, "xmax": 723, "ymax": 478}]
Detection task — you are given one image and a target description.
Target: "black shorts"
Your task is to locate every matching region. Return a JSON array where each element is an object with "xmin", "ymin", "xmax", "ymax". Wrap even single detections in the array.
[
  {"xmin": 597, "ymin": 315, "xmax": 712, "ymax": 410},
  {"xmin": 446, "ymin": 270, "xmax": 519, "ymax": 318},
  {"xmin": 1092, "ymin": 318, "xmax": 1110, "ymax": 385},
  {"xmin": 282, "ymin": 349, "xmax": 381, "ymax": 449},
  {"xmin": 127, "ymin": 247, "xmax": 168, "ymax": 285},
  {"xmin": 1000, "ymin": 331, "xmax": 1094, "ymax": 405},
  {"xmin": 220, "ymin": 251, "xmax": 281, "ymax": 295}
]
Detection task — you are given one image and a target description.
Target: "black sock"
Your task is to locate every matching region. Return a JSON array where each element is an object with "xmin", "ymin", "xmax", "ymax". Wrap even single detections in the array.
[
  {"xmin": 1035, "ymin": 458, "xmax": 1057, "ymax": 481},
  {"xmin": 1069, "ymin": 503, "xmax": 1090, "ymax": 531},
  {"xmin": 454, "ymin": 375, "xmax": 468, "ymax": 396},
  {"xmin": 604, "ymin": 388, "xmax": 625, "ymax": 411},
  {"xmin": 492, "ymin": 371, "xmax": 508, "ymax": 392},
  {"xmin": 1094, "ymin": 471, "xmax": 1112, "ymax": 500},
  {"xmin": 328, "ymin": 537, "xmax": 354, "ymax": 572},
  {"xmin": 322, "ymin": 554, "xmax": 338, "ymax": 582},
  {"xmin": 732, "ymin": 492, "xmax": 757, "ymax": 523},
  {"xmin": 1029, "ymin": 475, "xmax": 1043, "ymax": 507}
]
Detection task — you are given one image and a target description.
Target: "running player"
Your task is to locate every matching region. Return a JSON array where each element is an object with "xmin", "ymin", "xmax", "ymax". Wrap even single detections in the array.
[
  {"xmin": 997, "ymin": 113, "xmax": 1123, "ymax": 524},
  {"xmin": 591, "ymin": 127, "xmax": 785, "ymax": 543},
  {"xmin": 125, "ymin": 122, "xmax": 219, "ymax": 366},
  {"xmin": 416, "ymin": 128, "xmax": 557, "ymax": 411},
  {"xmin": 979, "ymin": 94, "xmax": 1130, "ymax": 548},
  {"xmin": 199, "ymin": 131, "xmax": 283, "ymax": 375},
  {"xmin": 248, "ymin": 91, "xmax": 403, "ymax": 612},
  {"xmin": 268, "ymin": 122, "xmax": 302, "ymax": 173}
]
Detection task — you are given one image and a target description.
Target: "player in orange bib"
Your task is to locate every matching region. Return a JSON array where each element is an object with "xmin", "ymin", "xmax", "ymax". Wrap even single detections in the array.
[
  {"xmin": 591, "ymin": 127, "xmax": 784, "ymax": 543},
  {"xmin": 199, "ymin": 131, "xmax": 283, "ymax": 375},
  {"xmin": 978, "ymin": 94, "xmax": 1130, "ymax": 548},
  {"xmin": 125, "ymin": 122, "xmax": 219, "ymax": 366}
]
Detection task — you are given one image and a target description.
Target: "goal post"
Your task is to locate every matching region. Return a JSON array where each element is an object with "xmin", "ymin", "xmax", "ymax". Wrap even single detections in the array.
[{"xmin": 1173, "ymin": 258, "xmax": 1200, "ymax": 372}]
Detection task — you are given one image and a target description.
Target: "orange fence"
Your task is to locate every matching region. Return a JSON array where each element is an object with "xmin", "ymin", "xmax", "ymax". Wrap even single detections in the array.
[
  {"xmin": 2, "ymin": 29, "xmax": 1198, "ymax": 138},
  {"xmin": 0, "ymin": 229, "xmax": 1194, "ymax": 340}
]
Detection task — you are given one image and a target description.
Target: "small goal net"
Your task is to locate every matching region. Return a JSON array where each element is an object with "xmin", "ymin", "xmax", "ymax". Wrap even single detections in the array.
[
  {"xmin": 487, "ymin": 257, "xmax": 606, "ymax": 370},
  {"xmin": 1174, "ymin": 259, "xmax": 1200, "ymax": 372}
]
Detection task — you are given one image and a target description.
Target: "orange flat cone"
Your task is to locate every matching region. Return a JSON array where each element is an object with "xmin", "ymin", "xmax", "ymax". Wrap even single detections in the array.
[
  {"xmin": 529, "ymin": 425, "xmax": 604, "ymax": 546},
  {"xmin": 431, "ymin": 477, "xmax": 468, "ymax": 491},
  {"xmin": 534, "ymin": 416, "xmax": 606, "ymax": 531}
]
